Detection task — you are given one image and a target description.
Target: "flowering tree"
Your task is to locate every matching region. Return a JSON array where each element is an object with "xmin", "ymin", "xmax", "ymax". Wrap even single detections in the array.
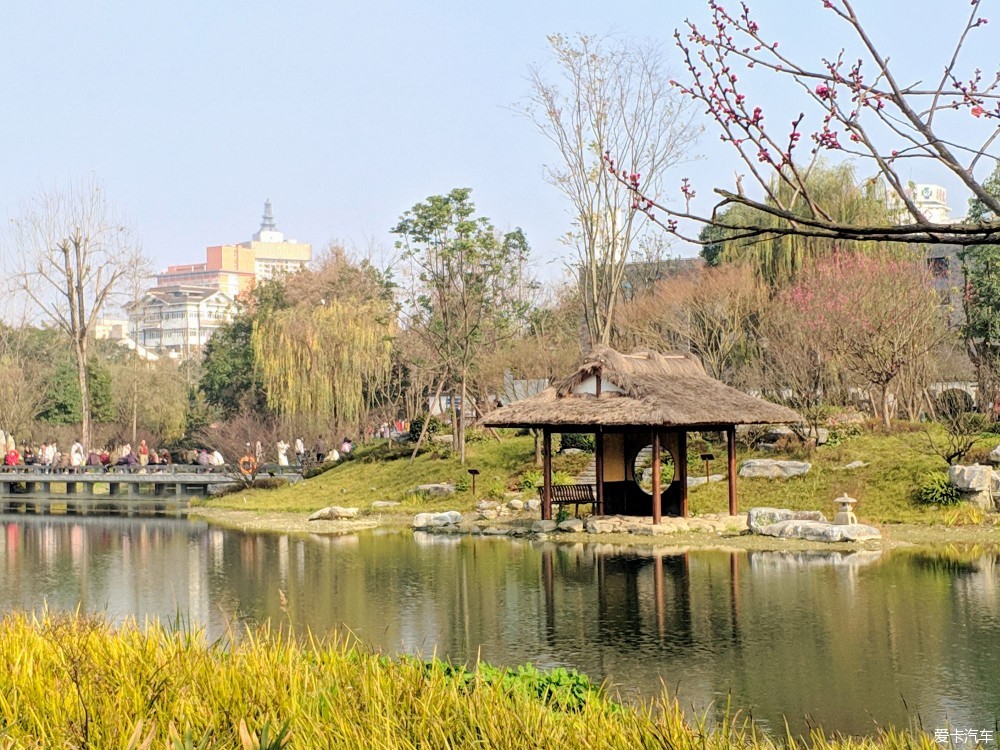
[
  {"xmin": 784, "ymin": 254, "xmax": 948, "ymax": 426},
  {"xmin": 610, "ymin": 0, "xmax": 1000, "ymax": 246}
]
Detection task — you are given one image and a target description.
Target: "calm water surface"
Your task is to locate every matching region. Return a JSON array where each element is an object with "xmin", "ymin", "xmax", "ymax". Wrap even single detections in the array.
[{"xmin": 1, "ymin": 513, "xmax": 997, "ymax": 736}]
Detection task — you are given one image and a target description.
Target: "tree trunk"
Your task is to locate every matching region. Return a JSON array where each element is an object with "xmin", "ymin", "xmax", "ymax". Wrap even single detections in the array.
[
  {"xmin": 458, "ymin": 374, "xmax": 468, "ymax": 465},
  {"xmin": 410, "ymin": 380, "xmax": 446, "ymax": 462},
  {"xmin": 532, "ymin": 428, "xmax": 543, "ymax": 467},
  {"xmin": 73, "ymin": 337, "xmax": 91, "ymax": 449},
  {"xmin": 880, "ymin": 385, "xmax": 891, "ymax": 429}
]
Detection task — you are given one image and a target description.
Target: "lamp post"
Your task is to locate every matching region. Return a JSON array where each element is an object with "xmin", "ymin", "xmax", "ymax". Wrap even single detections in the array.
[
  {"xmin": 467, "ymin": 468, "xmax": 480, "ymax": 497},
  {"xmin": 701, "ymin": 452, "xmax": 715, "ymax": 482}
]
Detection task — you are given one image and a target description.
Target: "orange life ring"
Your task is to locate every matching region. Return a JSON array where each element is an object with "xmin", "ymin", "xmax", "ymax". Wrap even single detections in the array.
[{"xmin": 238, "ymin": 455, "xmax": 257, "ymax": 475}]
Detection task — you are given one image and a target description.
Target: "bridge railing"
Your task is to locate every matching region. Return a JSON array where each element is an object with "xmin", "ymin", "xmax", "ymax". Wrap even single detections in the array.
[{"xmin": 0, "ymin": 464, "xmax": 303, "ymax": 478}]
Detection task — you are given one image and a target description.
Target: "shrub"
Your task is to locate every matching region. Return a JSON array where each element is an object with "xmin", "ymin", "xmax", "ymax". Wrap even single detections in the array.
[
  {"xmin": 408, "ymin": 415, "xmax": 442, "ymax": 441},
  {"xmin": 454, "ymin": 475, "xmax": 470, "ymax": 492},
  {"xmin": 251, "ymin": 477, "xmax": 290, "ymax": 491},
  {"xmin": 558, "ymin": 433, "xmax": 595, "ymax": 452},
  {"xmin": 519, "ymin": 469, "xmax": 543, "ymax": 491},
  {"xmin": 303, "ymin": 461, "xmax": 338, "ymax": 479},
  {"xmin": 464, "ymin": 427, "xmax": 489, "ymax": 444},
  {"xmin": 420, "ymin": 660, "xmax": 608, "ymax": 713},
  {"xmin": 915, "ymin": 472, "xmax": 962, "ymax": 506}
]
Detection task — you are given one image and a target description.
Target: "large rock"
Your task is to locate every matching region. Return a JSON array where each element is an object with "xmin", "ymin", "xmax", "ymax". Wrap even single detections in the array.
[
  {"xmin": 948, "ymin": 464, "xmax": 994, "ymax": 510},
  {"xmin": 411, "ymin": 483, "xmax": 456, "ymax": 497},
  {"xmin": 412, "ymin": 513, "xmax": 436, "ymax": 529},
  {"xmin": 747, "ymin": 507, "xmax": 827, "ymax": 533},
  {"xmin": 507, "ymin": 499, "xmax": 525, "ymax": 511},
  {"xmin": 990, "ymin": 446, "xmax": 1000, "ymax": 465},
  {"xmin": 531, "ymin": 520, "xmax": 558, "ymax": 533},
  {"xmin": 840, "ymin": 461, "xmax": 868, "ymax": 471},
  {"xmin": 370, "ymin": 500, "xmax": 400, "ymax": 509},
  {"xmin": 308, "ymin": 506, "xmax": 359, "ymax": 521},
  {"xmin": 585, "ymin": 517, "xmax": 624, "ymax": 534},
  {"xmin": 688, "ymin": 474, "xmax": 724, "ymax": 487},
  {"xmin": 739, "ymin": 459, "xmax": 812, "ymax": 479},
  {"xmin": 524, "ymin": 499, "xmax": 541, "ymax": 512},
  {"xmin": 556, "ymin": 518, "xmax": 585, "ymax": 533},
  {"xmin": 435, "ymin": 510, "xmax": 464, "ymax": 525},
  {"xmin": 948, "ymin": 464, "xmax": 992, "ymax": 491},
  {"xmin": 759, "ymin": 519, "xmax": 881, "ymax": 542},
  {"xmin": 759, "ymin": 425, "xmax": 829, "ymax": 446}
]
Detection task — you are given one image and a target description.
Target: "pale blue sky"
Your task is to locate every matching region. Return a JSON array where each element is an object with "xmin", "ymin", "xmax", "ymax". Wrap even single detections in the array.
[{"xmin": 0, "ymin": 1, "xmax": 994, "ymax": 283}]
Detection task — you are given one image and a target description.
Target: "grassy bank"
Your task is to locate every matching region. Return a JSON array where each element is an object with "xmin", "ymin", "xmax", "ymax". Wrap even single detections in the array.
[
  {"xmin": 0, "ymin": 612, "xmax": 943, "ymax": 749},
  {"xmin": 203, "ymin": 425, "xmax": 1000, "ymax": 527}
]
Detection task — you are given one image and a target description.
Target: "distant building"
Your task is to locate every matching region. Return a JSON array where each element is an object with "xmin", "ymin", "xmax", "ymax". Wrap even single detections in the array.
[
  {"xmin": 125, "ymin": 286, "xmax": 235, "ymax": 356},
  {"xmin": 135, "ymin": 201, "xmax": 312, "ymax": 356},
  {"xmin": 155, "ymin": 200, "xmax": 312, "ymax": 295},
  {"xmin": 905, "ymin": 184, "xmax": 954, "ymax": 224},
  {"xmin": 92, "ymin": 318, "xmax": 129, "ymax": 341}
]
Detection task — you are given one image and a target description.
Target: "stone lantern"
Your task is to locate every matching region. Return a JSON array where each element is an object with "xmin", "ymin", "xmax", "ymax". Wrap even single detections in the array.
[{"xmin": 833, "ymin": 493, "xmax": 858, "ymax": 525}]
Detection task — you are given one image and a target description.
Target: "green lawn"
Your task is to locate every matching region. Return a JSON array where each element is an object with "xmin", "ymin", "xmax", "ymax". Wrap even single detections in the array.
[{"xmin": 202, "ymin": 425, "xmax": 1000, "ymax": 526}]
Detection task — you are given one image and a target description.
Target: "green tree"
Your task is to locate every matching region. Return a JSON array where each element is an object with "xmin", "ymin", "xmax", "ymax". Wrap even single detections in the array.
[
  {"xmin": 393, "ymin": 188, "xmax": 532, "ymax": 462},
  {"xmin": 960, "ymin": 164, "xmax": 1000, "ymax": 412},
  {"xmin": 39, "ymin": 358, "xmax": 113, "ymax": 426}
]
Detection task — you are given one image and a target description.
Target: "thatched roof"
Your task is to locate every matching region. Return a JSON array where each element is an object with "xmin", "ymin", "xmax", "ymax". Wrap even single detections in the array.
[{"xmin": 481, "ymin": 347, "xmax": 802, "ymax": 429}]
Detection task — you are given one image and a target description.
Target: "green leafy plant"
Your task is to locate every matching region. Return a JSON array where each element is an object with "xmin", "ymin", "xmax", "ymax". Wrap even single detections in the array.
[
  {"xmin": 558, "ymin": 433, "xmax": 595, "ymax": 452},
  {"xmin": 915, "ymin": 472, "xmax": 962, "ymax": 506},
  {"xmin": 454, "ymin": 475, "xmax": 470, "ymax": 492},
  {"xmin": 518, "ymin": 469, "xmax": 543, "ymax": 491},
  {"xmin": 408, "ymin": 414, "xmax": 442, "ymax": 441},
  {"xmin": 485, "ymin": 478, "xmax": 507, "ymax": 500},
  {"xmin": 551, "ymin": 471, "xmax": 574, "ymax": 486}
]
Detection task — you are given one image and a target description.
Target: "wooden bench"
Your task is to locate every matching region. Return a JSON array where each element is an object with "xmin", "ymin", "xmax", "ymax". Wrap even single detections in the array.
[{"xmin": 538, "ymin": 483, "xmax": 596, "ymax": 518}]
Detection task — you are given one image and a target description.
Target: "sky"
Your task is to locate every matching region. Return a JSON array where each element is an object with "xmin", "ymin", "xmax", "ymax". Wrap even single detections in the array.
[{"xmin": 0, "ymin": 0, "xmax": 995, "ymax": 288}]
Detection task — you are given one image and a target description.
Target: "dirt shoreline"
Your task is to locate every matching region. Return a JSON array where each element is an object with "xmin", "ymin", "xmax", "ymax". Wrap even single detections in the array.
[{"xmin": 188, "ymin": 507, "xmax": 1000, "ymax": 551}]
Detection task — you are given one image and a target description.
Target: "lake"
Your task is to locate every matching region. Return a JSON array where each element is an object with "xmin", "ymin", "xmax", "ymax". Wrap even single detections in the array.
[{"xmin": 0, "ymin": 514, "xmax": 997, "ymax": 737}]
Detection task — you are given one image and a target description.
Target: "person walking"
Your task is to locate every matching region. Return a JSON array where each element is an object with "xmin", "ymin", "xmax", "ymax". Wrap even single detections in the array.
[
  {"xmin": 294, "ymin": 437, "xmax": 305, "ymax": 465},
  {"xmin": 313, "ymin": 435, "xmax": 326, "ymax": 463},
  {"xmin": 277, "ymin": 440, "xmax": 290, "ymax": 467},
  {"xmin": 70, "ymin": 440, "xmax": 86, "ymax": 473}
]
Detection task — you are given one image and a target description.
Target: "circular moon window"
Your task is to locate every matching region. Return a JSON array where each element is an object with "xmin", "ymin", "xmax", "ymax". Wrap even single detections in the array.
[{"xmin": 633, "ymin": 444, "xmax": 676, "ymax": 495}]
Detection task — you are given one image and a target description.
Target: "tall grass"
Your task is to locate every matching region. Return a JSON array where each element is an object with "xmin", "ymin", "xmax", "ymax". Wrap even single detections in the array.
[{"xmin": 0, "ymin": 612, "xmax": 948, "ymax": 749}]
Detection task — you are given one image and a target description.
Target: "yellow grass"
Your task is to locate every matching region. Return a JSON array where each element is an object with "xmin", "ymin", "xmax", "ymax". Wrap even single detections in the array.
[{"xmin": 0, "ymin": 612, "xmax": 949, "ymax": 749}]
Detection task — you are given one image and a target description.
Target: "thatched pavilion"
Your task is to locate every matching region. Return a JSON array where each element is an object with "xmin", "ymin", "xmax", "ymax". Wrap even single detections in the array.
[{"xmin": 481, "ymin": 347, "xmax": 802, "ymax": 523}]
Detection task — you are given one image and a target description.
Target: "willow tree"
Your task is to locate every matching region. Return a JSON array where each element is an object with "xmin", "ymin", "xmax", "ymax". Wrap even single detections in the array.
[
  {"xmin": 705, "ymin": 162, "xmax": 905, "ymax": 287},
  {"xmin": 251, "ymin": 299, "xmax": 392, "ymax": 431}
]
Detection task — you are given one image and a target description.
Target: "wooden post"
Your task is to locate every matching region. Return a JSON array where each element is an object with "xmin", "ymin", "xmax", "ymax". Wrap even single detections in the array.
[
  {"xmin": 679, "ymin": 430, "xmax": 689, "ymax": 518},
  {"xmin": 542, "ymin": 428, "xmax": 552, "ymax": 521},
  {"xmin": 595, "ymin": 429, "xmax": 605, "ymax": 516},
  {"xmin": 727, "ymin": 425, "xmax": 738, "ymax": 516},
  {"xmin": 651, "ymin": 431, "xmax": 662, "ymax": 525}
]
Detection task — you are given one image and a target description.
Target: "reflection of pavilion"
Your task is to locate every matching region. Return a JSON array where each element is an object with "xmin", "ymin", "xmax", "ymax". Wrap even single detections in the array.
[
  {"xmin": 540, "ymin": 545, "xmax": 744, "ymax": 648},
  {"xmin": 484, "ymin": 347, "xmax": 800, "ymax": 522}
]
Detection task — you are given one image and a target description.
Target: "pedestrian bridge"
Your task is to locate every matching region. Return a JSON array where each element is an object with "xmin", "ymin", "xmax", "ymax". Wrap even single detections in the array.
[{"xmin": 0, "ymin": 464, "xmax": 303, "ymax": 516}]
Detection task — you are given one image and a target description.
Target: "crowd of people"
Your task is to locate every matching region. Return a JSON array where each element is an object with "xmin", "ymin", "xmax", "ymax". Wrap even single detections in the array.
[{"xmin": 0, "ymin": 428, "xmax": 355, "ymax": 473}]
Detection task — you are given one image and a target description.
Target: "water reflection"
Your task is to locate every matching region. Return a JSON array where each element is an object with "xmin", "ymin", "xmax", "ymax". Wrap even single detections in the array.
[{"xmin": 0, "ymin": 515, "xmax": 997, "ymax": 737}]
